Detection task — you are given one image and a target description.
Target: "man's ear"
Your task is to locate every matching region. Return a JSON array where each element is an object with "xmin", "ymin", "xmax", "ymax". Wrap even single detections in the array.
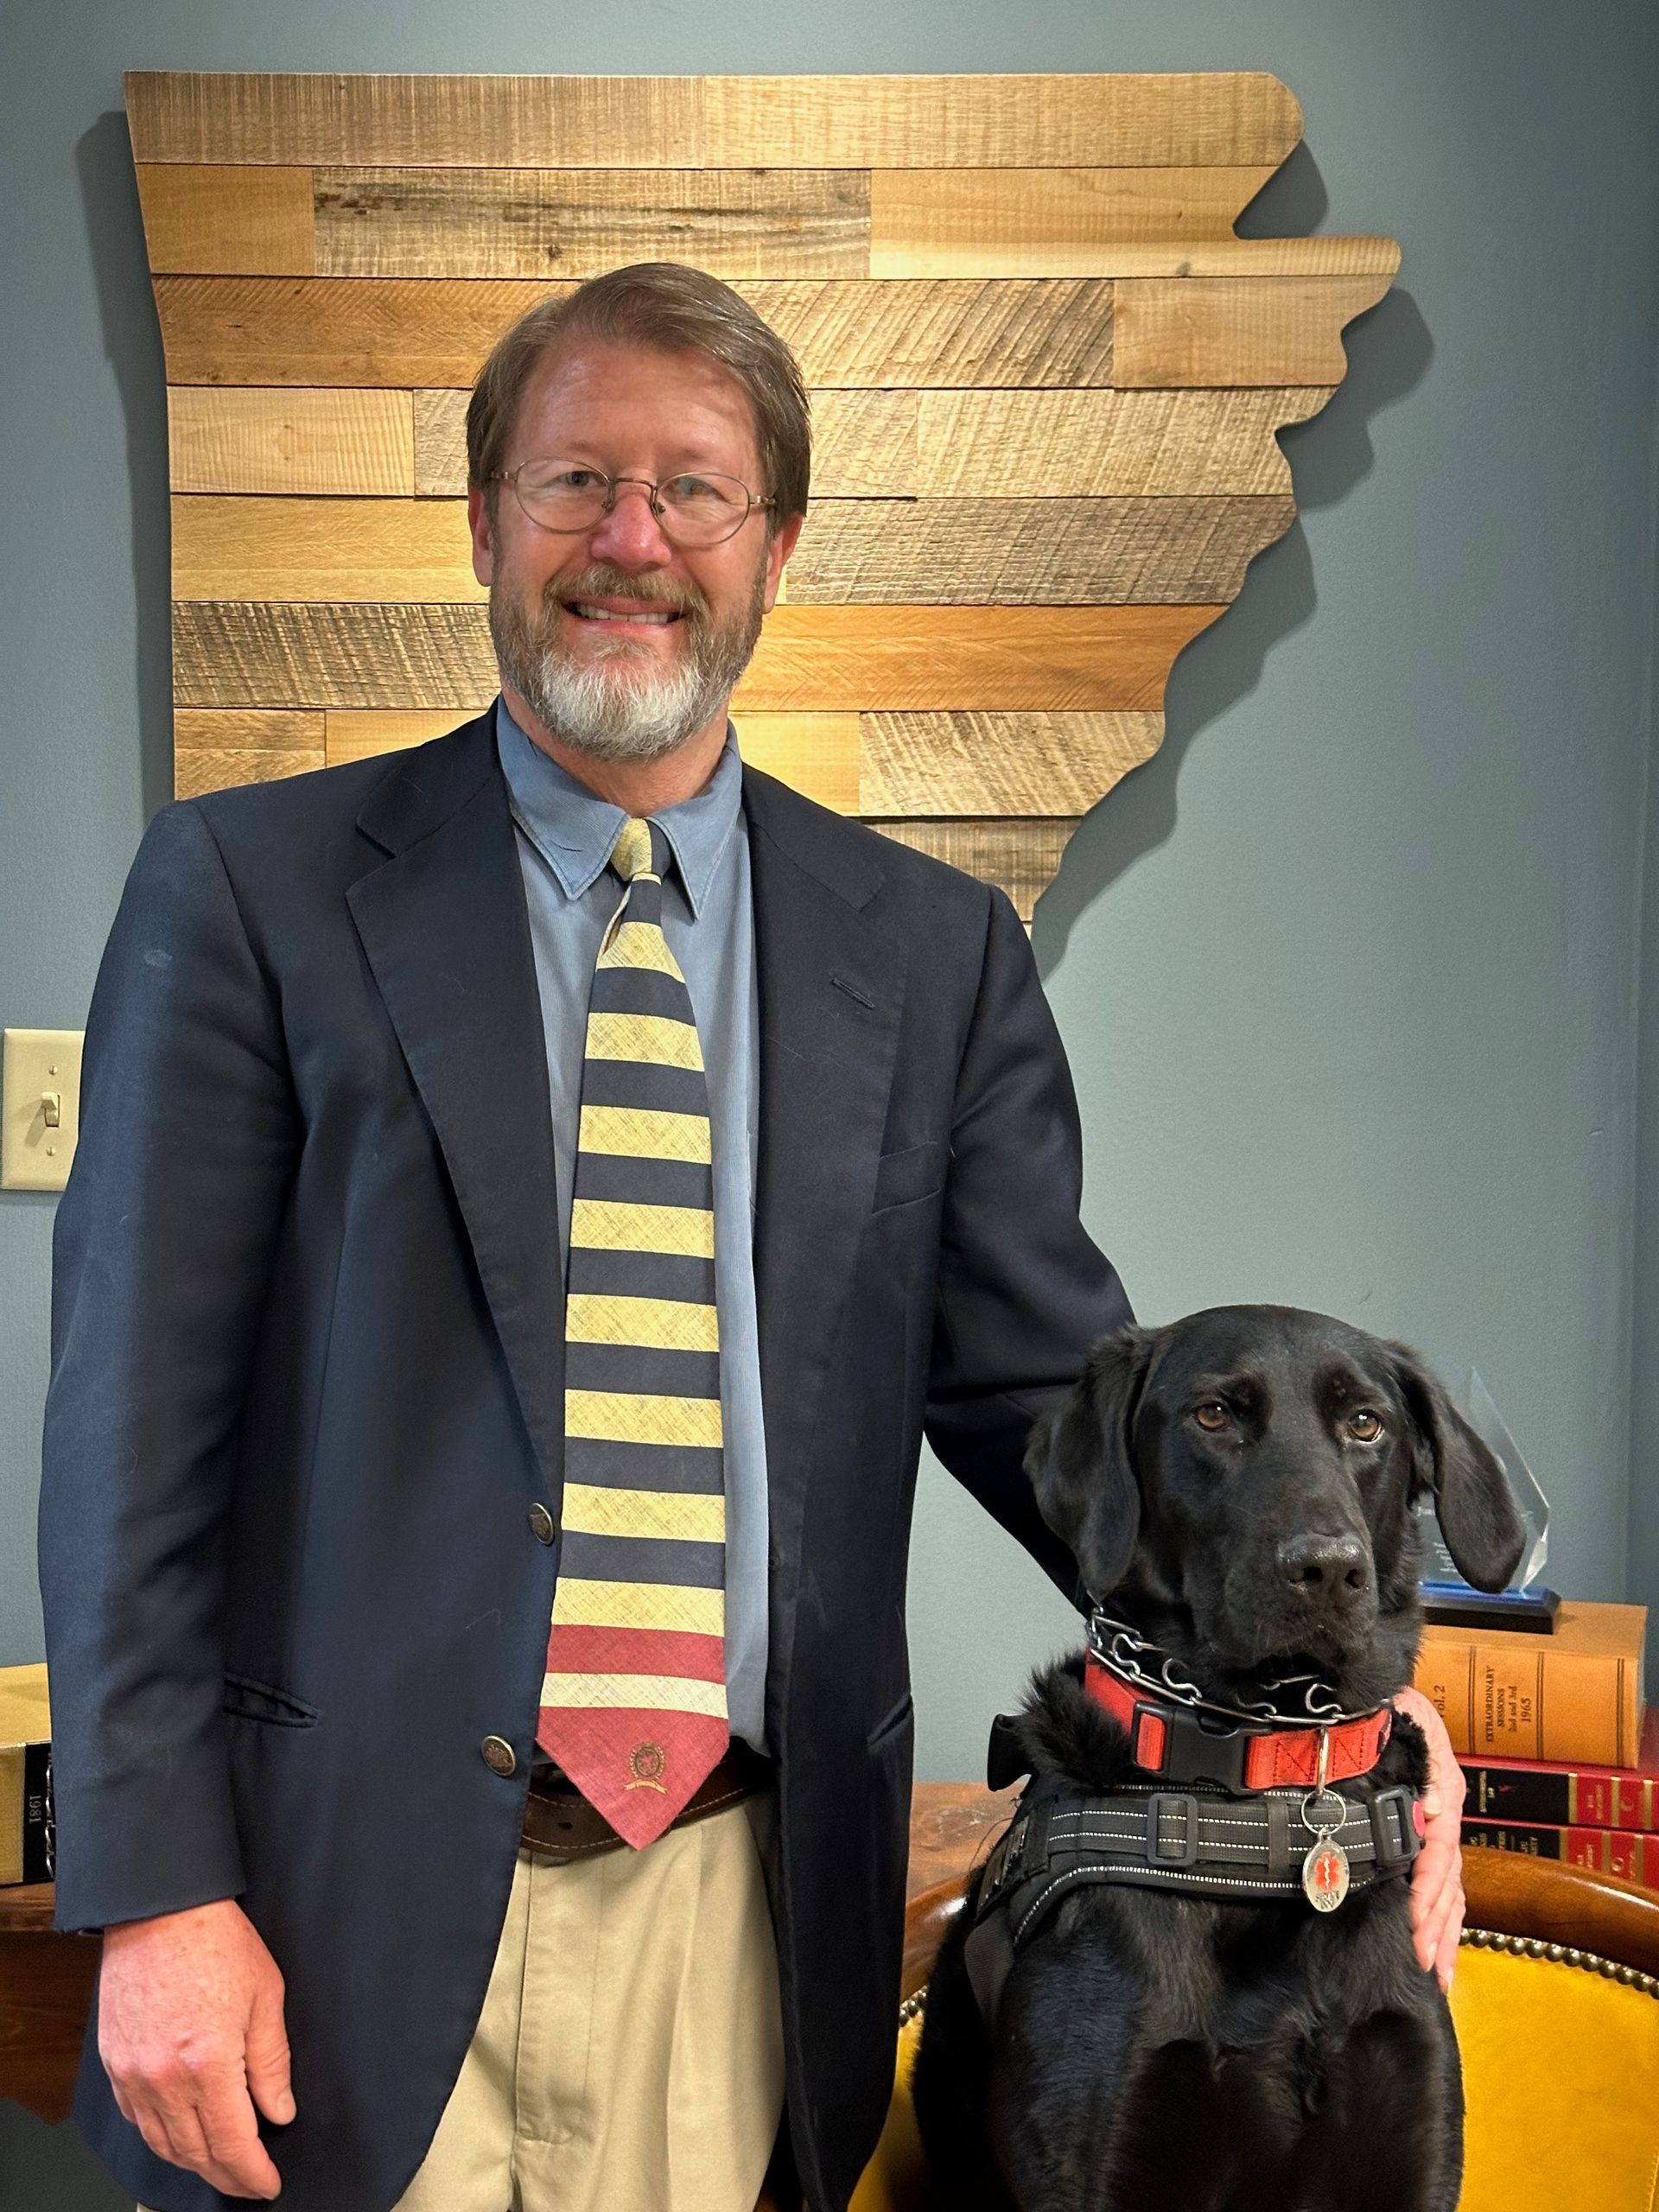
[
  {"xmin": 1025, "ymin": 1327, "xmax": 1156, "ymax": 1604},
  {"xmin": 1389, "ymin": 1344, "xmax": 1527, "ymax": 1593}
]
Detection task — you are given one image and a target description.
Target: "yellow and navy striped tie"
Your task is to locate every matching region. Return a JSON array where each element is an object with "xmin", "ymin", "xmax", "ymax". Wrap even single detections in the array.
[{"xmin": 536, "ymin": 817, "xmax": 728, "ymax": 1847}]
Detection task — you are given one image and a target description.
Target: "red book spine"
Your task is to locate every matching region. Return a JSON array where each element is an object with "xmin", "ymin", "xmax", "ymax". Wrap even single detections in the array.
[
  {"xmin": 1461, "ymin": 1818, "xmax": 1659, "ymax": 1887},
  {"xmin": 1460, "ymin": 1760, "xmax": 1657, "ymax": 1831}
]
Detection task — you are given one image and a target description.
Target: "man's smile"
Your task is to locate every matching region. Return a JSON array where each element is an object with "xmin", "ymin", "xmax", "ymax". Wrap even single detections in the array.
[{"xmin": 562, "ymin": 596, "xmax": 687, "ymax": 632}]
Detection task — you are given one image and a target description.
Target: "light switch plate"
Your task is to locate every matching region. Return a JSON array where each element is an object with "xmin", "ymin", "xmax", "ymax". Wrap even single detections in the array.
[{"xmin": 2, "ymin": 1029, "xmax": 84, "ymax": 1192}]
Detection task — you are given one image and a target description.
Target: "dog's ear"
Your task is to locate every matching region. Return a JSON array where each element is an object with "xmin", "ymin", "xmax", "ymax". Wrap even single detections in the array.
[
  {"xmin": 1388, "ymin": 1345, "xmax": 1527, "ymax": 1593},
  {"xmin": 1025, "ymin": 1327, "xmax": 1155, "ymax": 1603}
]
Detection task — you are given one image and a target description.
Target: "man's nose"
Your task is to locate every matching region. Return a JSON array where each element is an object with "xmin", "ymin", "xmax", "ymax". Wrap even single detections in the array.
[
  {"xmin": 586, "ymin": 481, "xmax": 677, "ymax": 569},
  {"xmin": 1276, "ymin": 1533, "xmax": 1371, "ymax": 1611}
]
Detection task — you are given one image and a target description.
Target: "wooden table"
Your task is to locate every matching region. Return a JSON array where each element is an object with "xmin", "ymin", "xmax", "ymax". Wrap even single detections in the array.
[{"xmin": 0, "ymin": 1783, "xmax": 1014, "ymax": 2126}]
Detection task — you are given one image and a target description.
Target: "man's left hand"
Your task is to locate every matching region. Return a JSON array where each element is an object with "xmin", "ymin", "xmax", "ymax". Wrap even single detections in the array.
[{"xmin": 1395, "ymin": 1685, "xmax": 1464, "ymax": 1990}]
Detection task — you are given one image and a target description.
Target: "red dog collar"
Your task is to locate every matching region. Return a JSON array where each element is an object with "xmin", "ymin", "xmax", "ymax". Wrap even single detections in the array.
[{"xmin": 1083, "ymin": 1651, "xmax": 1392, "ymax": 1793}]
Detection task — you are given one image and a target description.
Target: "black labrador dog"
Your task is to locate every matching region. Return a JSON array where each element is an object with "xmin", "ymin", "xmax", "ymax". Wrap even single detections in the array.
[{"xmin": 913, "ymin": 1306, "xmax": 1525, "ymax": 2212}]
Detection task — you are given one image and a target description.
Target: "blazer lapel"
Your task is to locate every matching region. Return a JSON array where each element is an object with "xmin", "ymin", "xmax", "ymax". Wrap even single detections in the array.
[
  {"xmin": 745, "ymin": 771, "xmax": 906, "ymax": 1720},
  {"xmin": 346, "ymin": 717, "xmax": 566, "ymax": 1503}
]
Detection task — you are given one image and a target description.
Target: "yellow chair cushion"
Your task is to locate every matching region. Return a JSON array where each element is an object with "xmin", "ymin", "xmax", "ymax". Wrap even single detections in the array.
[
  {"xmin": 853, "ymin": 1953, "xmax": 1659, "ymax": 2209},
  {"xmin": 1450, "ymin": 1946, "xmax": 1659, "ymax": 2211}
]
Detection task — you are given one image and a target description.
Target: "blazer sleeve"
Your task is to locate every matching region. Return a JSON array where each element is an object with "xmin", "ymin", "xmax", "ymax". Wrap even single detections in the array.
[
  {"xmin": 923, "ymin": 886, "xmax": 1133, "ymax": 1603},
  {"xmin": 38, "ymin": 800, "xmax": 299, "ymax": 1931}
]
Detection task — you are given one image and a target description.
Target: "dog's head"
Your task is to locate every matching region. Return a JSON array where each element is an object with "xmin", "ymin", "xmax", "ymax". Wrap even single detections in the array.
[{"xmin": 1026, "ymin": 1306, "xmax": 1526, "ymax": 1711}]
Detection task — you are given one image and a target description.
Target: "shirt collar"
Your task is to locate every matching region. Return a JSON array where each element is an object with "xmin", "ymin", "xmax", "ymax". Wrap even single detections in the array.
[{"xmin": 494, "ymin": 696, "xmax": 742, "ymax": 919}]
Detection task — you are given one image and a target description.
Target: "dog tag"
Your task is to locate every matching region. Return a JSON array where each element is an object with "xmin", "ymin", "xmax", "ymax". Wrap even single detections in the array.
[{"xmin": 1302, "ymin": 1836, "xmax": 1351, "ymax": 1912}]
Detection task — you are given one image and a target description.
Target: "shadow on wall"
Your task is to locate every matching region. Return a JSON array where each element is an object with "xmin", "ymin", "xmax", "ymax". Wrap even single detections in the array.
[
  {"xmin": 76, "ymin": 112, "xmax": 173, "ymax": 826},
  {"xmin": 1033, "ymin": 145, "xmax": 1435, "ymax": 976}
]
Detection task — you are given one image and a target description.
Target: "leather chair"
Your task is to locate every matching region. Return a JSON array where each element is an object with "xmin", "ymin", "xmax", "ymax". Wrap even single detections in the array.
[{"xmin": 849, "ymin": 1847, "xmax": 1659, "ymax": 2210}]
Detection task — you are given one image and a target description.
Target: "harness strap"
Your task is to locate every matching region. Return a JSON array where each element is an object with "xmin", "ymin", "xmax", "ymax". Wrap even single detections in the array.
[{"xmin": 963, "ymin": 1774, "xmax": 1422, "ymax": 2029}]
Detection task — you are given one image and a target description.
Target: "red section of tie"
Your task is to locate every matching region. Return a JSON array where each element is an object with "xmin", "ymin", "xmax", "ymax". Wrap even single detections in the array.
[
  {"xmin": 537, "ymin": 1704, "xmax": 730, "ymax": 1849},
  {"xmin": 537, "ymin": 1620, "xmax": 731, "ymax": 1847}
]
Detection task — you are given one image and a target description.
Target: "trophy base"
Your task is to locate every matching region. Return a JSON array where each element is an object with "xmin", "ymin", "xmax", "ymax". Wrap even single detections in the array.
[{"xmin": 1421, "ymin": 1583, "xmax": 1561, "ymax": 1635}]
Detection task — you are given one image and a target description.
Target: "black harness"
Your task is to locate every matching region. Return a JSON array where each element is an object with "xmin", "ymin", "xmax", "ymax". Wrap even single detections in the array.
[{"xmin": 963, "ymin": 1666, "xmax": 1425, "ymax": 2029}]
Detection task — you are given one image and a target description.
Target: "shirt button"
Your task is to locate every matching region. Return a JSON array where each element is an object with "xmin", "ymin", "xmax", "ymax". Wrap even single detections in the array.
[
  {"xmin": 528, "ymin": 1503, "xmax": 556, "ymax": 1544},
  {"xmin": 481, "ymin": 1736, "xmax": 518, "ymax": 1777}
]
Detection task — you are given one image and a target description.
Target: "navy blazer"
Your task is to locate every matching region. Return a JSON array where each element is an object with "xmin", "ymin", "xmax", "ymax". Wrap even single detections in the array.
[{"xmin": 39, "ymin": 713, "xmax": 1130, "ymax": 2212}]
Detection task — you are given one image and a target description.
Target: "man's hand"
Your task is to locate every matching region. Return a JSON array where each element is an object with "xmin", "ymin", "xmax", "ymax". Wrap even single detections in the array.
[
  {"xmin": 1395, "ymin": 1685, "xmax": 1465, "ymax": 1991},
  {"xmin": 98, "ymin": 1897, "xmax": 295, "ymax": 2200}
]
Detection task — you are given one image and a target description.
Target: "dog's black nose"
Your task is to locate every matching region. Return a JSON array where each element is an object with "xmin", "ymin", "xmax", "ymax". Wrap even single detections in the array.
[{"xmin": 1276, "ymin": 1533, "xmax": 1370, "ymax": 1609}]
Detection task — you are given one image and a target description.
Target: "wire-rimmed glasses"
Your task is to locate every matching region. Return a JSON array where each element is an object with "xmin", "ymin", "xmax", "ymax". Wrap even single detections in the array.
[{"xmin": 493, "ymin": 460, "xmax": 774, "ymax": 548}]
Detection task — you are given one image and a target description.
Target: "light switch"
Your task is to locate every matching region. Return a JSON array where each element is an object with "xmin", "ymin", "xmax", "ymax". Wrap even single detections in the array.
[{"xmin": 2, "ymin": 1029, "xmax": 84, "ymax": 1192}]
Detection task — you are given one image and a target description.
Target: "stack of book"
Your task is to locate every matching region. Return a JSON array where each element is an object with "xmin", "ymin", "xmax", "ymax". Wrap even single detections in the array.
[
  {"xmin": 0, "ymin": 1662, "xmax": 51, "ymax": 1886},
  {"xmin": 1411, "ymin": 1600, "xmax": 1654, "ymax": 1888}
]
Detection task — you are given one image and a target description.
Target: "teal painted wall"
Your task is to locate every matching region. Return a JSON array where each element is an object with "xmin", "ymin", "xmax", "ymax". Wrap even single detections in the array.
[{"xmin": 3, "ymin": 2, "xmax": 1656, "ymax": 2198}]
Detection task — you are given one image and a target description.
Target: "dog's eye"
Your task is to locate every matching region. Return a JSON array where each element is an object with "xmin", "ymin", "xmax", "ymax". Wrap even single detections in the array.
[
  {"xmin": 1347, "ymin": 1409, "xmax": 1384, "ymax": 1443},
  {"xmin": 1192, "ymin": 1402, "xmax": 1230, "ymax": 1433}
]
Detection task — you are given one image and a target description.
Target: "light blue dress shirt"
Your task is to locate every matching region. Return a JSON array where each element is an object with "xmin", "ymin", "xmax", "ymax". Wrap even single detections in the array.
[{"xmin": 496, "ymin": 699, "xmax": 770, "ymax": 1753}]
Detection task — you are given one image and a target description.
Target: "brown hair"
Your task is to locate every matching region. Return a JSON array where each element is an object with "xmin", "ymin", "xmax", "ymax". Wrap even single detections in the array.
[{"xmin": 466, "ymin": 263, "xmax": 811, "ymax": 532}]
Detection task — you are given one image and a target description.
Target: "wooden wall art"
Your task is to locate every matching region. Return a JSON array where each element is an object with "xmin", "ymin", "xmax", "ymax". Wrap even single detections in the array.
[{"xmin": 126, "ymin": 70, "xmax": 1400, "ymax": 918}]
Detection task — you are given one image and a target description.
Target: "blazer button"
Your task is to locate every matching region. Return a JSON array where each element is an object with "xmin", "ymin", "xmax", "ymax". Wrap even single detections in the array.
[
  {"xmin": 481, "ymin": 1736, "xmax": 517, "ymax": 1777},
  {"xmin": 528, "ymin": 1503, "xmax": 556, "ymax": 1544}
]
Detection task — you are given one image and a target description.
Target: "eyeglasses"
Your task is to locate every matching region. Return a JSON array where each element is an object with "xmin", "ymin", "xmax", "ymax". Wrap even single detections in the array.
[{"xmin": 493, "ymin": 460, "xmax": 775, "ymax": 549}]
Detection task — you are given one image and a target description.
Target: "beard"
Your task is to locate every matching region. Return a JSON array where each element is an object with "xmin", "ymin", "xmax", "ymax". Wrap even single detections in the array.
[{"xmin": 488, "ymin": 551, "xmax": 769, "ymax": 764}]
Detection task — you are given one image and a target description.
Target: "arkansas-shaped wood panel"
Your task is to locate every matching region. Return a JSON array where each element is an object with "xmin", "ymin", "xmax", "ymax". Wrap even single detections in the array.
[{"xmin": 127, "ymin": 70, "xmax": 1398, "ymax": 918}]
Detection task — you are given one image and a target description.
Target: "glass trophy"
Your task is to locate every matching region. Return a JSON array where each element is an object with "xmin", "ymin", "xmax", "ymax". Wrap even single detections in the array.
[{"xmin": 1416, "ymin": 1367, "xmax": 1558, "ymax": 1633}]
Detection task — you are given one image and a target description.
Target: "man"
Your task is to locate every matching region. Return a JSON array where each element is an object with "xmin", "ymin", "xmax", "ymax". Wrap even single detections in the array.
[{"xmin": 39, "ymin": 263, "xmax": 1466, "ymax": 2212}]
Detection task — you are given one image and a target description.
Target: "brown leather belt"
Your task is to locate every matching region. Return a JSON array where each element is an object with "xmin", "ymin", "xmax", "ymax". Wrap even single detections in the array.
[{"xmin": 520, "ymin": 1741, "xmax": 772, "ymax": 1863}]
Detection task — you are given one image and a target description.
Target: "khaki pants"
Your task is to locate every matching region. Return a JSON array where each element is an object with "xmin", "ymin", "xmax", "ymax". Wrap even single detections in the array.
[{"xmin": 142, "ymin": 1796, "xmax": 785, "ymax": 2212}]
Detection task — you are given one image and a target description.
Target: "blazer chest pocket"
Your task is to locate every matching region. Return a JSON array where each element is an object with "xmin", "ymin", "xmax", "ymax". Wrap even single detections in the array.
[
  {"xmin": 223, "ymin": 1673, "xmax": 321, "ymax": 1728},
  {"xmin": 871, "ymin": 1141, "xmax": 946, "ymax": 1215}
]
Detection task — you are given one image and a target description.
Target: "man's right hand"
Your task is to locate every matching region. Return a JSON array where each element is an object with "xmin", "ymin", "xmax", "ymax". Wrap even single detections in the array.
[{"xmin": 98, "ymin": 1897, "xmax": 295, "ymax": 2200}]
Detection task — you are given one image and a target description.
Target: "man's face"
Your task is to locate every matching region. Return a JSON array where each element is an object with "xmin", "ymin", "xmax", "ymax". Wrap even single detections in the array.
[{"xmin": 468, "ymin": 340, "xmax": 802, "ymax": 762}]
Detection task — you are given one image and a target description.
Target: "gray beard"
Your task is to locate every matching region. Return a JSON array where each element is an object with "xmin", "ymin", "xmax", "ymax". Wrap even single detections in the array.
[{"xmin": 489, "ymin": 559, "xmax": 768, "ymax": 764}]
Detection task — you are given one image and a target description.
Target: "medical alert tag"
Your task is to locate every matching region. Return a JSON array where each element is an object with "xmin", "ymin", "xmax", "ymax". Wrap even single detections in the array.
[
  {"xmin": 1300, "ymin": 1728, "xmax": 1351, "ymax": 1912},
  {"xmin": 1302, "ymin": 1835, "xmax": 1351, "ymax": 1911}
]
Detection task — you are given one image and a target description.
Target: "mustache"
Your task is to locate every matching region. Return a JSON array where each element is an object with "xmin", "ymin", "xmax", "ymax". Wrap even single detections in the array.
[{"xmin": 542, "ymin": 564, "xmax": 709, "ymax": 621}]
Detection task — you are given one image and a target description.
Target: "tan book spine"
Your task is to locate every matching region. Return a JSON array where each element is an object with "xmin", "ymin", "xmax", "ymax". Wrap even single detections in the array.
[
  {"xmin": 0, "ymin": 1744, "xmax": 22, "ymax": 1886},
  {"xmin": 1413, "ymin": 1637, "xmax": 1642, "ymax": 1764}
]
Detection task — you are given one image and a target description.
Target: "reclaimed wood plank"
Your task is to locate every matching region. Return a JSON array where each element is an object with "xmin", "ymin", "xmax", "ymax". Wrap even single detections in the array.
[
  {"xmin": 702, "ymin": 73, "xmax": 1302, "ymax": 168},
  {"xmin": 172, "ymin": 601, "xmax": 1221, "ymax": 712},
  {"xmin": 728, "ymin": 714, "xmax": 860, "ymax": 810},
  {"xmin": 135, "ymin": 164, "xmax": 315, "ymax": 276},
  {"xmin": 413, "ymin": 385, "xmax": 917, "ymax": 498},
  {"xmin": 174, "ymin": 602, "xmax": 499, "ymax": 709},
  {"xmin": 325, "ymin": 709, "xmax": 467, "ymax": 761},
  {"xmin": 171, "ymin": 496, "xmax": 484, "ymax": 603},
  {"xmin": 168, "ymin": 387, "xmax": 415, "ymax": 494},
  {"xmin": 787, "ymin": 495, "xmax": 1296, "ymax": 604},
  {"xmin": 412, "ymin": 388, "xmax": 469, "ymax": 497},
  {"xmin": 174, "ymin": 708, "xmax": 325, "ymax": 751},
  {"xmin": 916, "ymin": 387, "xmax": 1332, "ymax": 497},
  {"xmin": 860, "ymin": 711, "xmax": 1162, "ymax": 815},
  {"xmin": 737, "ymin": 605, "xmax": 1222, "ymax": 711},
  {"xmin": 868, "ymin": 166, "xmax": 1274, "ymax": 277},
  {"xmin": 874, "ymin": 226, "xmax": 1397, "ymax": 281},
  {"xmin": 125, "ymin": 71, "xmax": 707, "ymax": 168},
  {"xmin": 868, "ymin": 818, "xmax": 1081, "ymax": 921},
  {"xmin": 324, "ymin": 702, "xmax": 858, "ymax": 810},
  {"xmin": 1112, "ymin": 272, "xmax": 1395, "ymax": 386},
  {"xmin": 151, "ymin": 276, "xmax": 1115, "ymax": 390},
  {"xmin": 175, "ymin": 748, "xmax": 327, "ymax": 798},
  {"xmin": 174, "ymin": 709, "xmax": 327, "ymax": 798},
  {"xmin": 312, "ymin": 168, "xmax": 871, "ymax": 281},
  {"xmin": 172, "ymin": 493, "xmax": 1291, "ymax": 607}
]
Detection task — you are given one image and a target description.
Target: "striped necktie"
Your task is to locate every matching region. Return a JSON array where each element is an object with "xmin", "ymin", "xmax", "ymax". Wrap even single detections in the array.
[{"xmin": 536, "ymin": 817, "xmax": 729, "ymax": 1847}]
